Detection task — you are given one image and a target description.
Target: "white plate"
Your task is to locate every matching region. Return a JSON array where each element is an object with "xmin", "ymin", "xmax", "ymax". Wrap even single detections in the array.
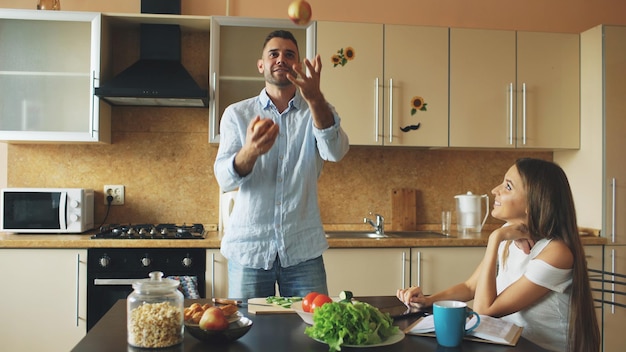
[
  {"xmin": 227, "ymin": 311, "xmax": 243, "ymax": 323},
  {"xmin": 313, "ymin": 330, "xmax": 405, "ymax": 348},
  {"xmin": 291, "ymin": 301, "xmax": 314, "ymax": 325}
]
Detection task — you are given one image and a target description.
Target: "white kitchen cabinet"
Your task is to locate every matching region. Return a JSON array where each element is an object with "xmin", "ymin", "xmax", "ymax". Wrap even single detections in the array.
[
  {"xmin": 555, "ymin": 25, "xmax": 626, "ymax": 352},
  {"xmin": 317, "ymin": 22, "xmax": 449, "ymax": 147},
  {"xmin": 450, "ymin": 28, "xmax": 579, "ymax": 149},
  {"xmin": 206, "ymin": 249, "xmax": 228, "ymax": 299},
  {"xmin": 323, "ymin": 248, "xmax": 410, "ymax": 296},
  {"xmin": 0, "ymin": 249, "xmax": 87, "ymax": 351},
  {"xmin": 0, "ymin": 9, "xmax": 110, "ymax": 143},
  {"xmin": 410, "ymin": 247, "xmax": 484, "ymax": 298},
  {"xmin": 208, "ymin": 16, "xmax": 316, "ymax": 143}
]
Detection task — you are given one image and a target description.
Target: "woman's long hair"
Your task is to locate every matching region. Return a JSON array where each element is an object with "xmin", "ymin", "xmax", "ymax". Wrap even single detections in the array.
[{"xmin": 515, "ymin": 158, "xmax": 600, "ymax": 352}]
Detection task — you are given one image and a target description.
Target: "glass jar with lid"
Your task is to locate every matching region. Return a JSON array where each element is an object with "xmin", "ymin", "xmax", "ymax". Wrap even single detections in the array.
[{"xmin": 127, "ymin": 271, "xmax": 184, "ymax": 348}]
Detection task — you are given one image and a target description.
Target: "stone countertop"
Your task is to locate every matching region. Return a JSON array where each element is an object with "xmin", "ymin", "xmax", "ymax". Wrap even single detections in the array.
[{"xmin": 0, "ymin": 229, "xmax": 607, "ymax": 249}]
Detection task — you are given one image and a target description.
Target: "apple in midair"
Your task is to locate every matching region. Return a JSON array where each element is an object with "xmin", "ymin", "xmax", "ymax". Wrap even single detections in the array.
[
  {"xmin": 287, "ymin": 0, "xmax": 312, "ymax": 26},
  {"xmin": 198, "ymin": 306, "xmax": 229, "ymax": 331}
]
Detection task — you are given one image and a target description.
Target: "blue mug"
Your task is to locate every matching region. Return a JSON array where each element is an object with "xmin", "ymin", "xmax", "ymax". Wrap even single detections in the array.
[{"xmin": 433, "ymin": 300, "xmax": 480, "ymax": 347}]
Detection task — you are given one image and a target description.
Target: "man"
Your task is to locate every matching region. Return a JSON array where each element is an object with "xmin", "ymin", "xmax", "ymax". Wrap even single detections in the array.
[{"xmin": 213, "ymin": 30, "xmax": 349, "ymax": 299}]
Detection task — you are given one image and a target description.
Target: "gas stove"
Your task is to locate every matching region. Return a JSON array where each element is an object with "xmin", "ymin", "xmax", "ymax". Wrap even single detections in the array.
[{"xmin": 91, "ymin": 223, "xmax": 206, "ymax": 240}]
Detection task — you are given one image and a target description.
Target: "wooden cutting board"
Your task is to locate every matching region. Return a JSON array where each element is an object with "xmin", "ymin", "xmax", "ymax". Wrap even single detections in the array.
[
  {"xmin": 247, "ymin": 298, "xmax": 296, "ymax": 315},
  {"xmin": 391, "ymin": 188, "xmax": 417, "ymax": 231}
]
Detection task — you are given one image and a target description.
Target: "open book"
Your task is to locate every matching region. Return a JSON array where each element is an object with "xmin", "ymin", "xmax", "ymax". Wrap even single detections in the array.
[{"xmin": 404, "ymin": 314, "xmax": 523, "ymax": 346}]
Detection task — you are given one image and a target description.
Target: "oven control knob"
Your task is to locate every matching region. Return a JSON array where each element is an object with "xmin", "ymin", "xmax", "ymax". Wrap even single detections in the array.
[
  {"xmin": 99, "ymin": 255, "xmax": 111, "ymax": 268},
  {"xmin": 182, "ymin": 256, "xmax": 193, "ymax": 267},
  {"xmin": 70, "ymin": 214, "xmax": 79, "ymax": 222},
  {"xmin": 70, "ymin": 200, "xmax": 79, "ymax": 208},
  {"xmin": 141, "ymin": 257, "xmax": 151, "ymax": 267}
]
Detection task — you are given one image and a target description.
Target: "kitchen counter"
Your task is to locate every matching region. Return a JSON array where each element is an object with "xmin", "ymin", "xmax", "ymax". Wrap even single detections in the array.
[
  {"xmin": 0, "ymin": 229, "xmax": 607, "ymax": 249},
  {"xmin": 71, "ymin": 297, "xmax": 550, "ymax": 352}
]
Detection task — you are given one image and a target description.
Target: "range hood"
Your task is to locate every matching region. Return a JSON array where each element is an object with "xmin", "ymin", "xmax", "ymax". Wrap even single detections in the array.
[{"xmin": 95, "ymin": 23, "xmax": 208, "ymax": 108}]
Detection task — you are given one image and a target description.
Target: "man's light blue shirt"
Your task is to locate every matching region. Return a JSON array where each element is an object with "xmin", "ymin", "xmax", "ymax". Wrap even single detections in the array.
[{"xmin": 214, "ymin": 89, "xmax": 349, "ymax": 270}]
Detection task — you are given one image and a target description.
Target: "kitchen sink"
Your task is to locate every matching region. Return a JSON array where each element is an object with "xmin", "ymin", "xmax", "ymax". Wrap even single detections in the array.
[
  {"xmin": 325, "ymin": 231, "xmax": 447, "ymax": 239},
  {"xmin": 324, "ymin": 231, "xmax": 390, "ymax": 239}
]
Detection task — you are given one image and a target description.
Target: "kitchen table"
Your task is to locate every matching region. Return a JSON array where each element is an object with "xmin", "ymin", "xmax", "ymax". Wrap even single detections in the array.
[{"xmin": 71, "ymin": 297, "xmax": 550, "ymax": 352}]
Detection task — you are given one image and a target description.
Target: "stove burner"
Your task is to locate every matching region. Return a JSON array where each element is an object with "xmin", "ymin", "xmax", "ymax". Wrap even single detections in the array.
[{"xmin": 91, "ymin": 224, "xmax": 205, "ymax": 240}]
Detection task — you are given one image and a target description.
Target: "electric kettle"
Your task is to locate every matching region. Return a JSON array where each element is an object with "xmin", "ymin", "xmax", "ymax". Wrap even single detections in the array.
[{"xmin": 454, "ymin": 191, "xmax": 489, "ymax": 233}]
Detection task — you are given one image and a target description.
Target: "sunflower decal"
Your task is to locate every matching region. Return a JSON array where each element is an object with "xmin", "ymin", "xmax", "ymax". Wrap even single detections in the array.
[
  {"xmin": 331, "ymin": 47, "xmax": 356, "ymax": 67},
  {"xmin": 410, "ymin": 96, "xmax": 428, "ymax": 115}
]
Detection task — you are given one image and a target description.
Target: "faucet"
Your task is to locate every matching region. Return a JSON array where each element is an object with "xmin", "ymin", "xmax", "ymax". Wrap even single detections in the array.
[{"xmin": 364, "ymin": 213, "xmax": 385, "ymax": 235}]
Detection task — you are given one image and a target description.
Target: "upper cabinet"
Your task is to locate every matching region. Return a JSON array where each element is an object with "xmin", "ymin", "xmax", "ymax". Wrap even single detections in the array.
[
  {"xmin": 450, "ymin": 28, "xmax": 580, "ymax": 149},
  {"xmin": 317, "ymin": 22, "xmax": 449, "ymax": 147},
  {"xmin": 209, "ymin": 16, "xmax": 316, "ymax": 144},
  {"xmin": 0, "ymin": 9, "xmax": 110, "ymax": 143}
]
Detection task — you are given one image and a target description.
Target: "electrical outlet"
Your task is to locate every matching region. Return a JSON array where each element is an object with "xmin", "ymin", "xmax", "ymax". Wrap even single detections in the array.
[{"xmin": 104, "ymin": 185, "xmax": 124, "ymax": 205}]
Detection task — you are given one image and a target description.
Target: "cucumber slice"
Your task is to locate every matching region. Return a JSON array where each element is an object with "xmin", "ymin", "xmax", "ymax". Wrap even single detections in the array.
[{"xmin": 339, "ymin": 290, "xmax": 353, "ymax": 302}]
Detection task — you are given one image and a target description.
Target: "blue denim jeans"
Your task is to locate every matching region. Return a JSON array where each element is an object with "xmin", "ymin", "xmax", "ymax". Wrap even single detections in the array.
[{"xmin": 227, "ymin": 255, "xmax": 328, "ymax": 299}]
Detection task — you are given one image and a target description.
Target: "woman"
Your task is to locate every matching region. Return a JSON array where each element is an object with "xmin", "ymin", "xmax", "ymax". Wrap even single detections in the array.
[{"xmin": 397, "ymin": 158, "xmax": 600, "ymax": 352}]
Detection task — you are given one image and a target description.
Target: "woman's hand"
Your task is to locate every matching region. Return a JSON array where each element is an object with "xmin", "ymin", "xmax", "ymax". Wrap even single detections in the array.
[
  {"xmin": 491, "ymin": 223, "xmax": 535, "ymax": 254},
  {"xmin": 396, "ymin": 287, "xmax": 428, "ymax": 308}
]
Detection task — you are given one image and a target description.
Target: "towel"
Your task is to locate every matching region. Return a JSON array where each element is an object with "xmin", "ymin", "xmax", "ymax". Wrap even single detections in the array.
[{"xmin": 167, "ymin": 275, "xmax": 200, "ymax": 299}]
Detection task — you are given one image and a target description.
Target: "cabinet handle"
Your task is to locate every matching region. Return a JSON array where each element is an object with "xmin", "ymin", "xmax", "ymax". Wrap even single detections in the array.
[
  {"xmin": 211, "ymin": 252, "xmax": 215, "ymax": 299},
  {"xmin": 417, "ymin": 251, "xmax": 422, "ymax": 287},
  {"xmin": 611, "ymin": 178, "xmax": 616, "ymax": 243},
  {"xmin": 389, "ymin": 78, "xmax": 393, "ymax": 144},
  {"xmin": 522, "ymin": 83, "xmax": 527, "ymax": 145},
  {"xmin": 210, "ymin": 72, "xmax": 218, "ymax": 142},
  {"xmin": 75, "ymin": 253, "xmax": 80, "ymax": 327},
  {"xmin": 508, "ymin": 83, "xmax": 514, "ymax": 145},
  {"xmin": 375, "ymin": 78, "xmax": 380, "ymax": 143}
]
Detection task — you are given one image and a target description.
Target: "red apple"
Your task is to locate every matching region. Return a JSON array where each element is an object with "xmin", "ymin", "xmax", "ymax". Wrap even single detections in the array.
[
  {"xmin": 198, "ymin": 306, "xmax": 229, "ymax": 331},
  {"xmin": 287, "ymin": 0, "xmax": 312, "ymax": 26}
]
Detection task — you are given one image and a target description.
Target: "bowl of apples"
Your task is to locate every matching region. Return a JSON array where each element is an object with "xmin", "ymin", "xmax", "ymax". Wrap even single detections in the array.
[{"xmin": 184, "ymin": 303, "xmax": 252, "ymax": 343}]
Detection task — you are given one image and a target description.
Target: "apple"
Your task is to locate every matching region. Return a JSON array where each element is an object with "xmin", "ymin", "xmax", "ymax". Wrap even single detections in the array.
[
  {"xmin": 287, "ymin": 0, "xmax": 312, "ymax": 26},
  {"xmin": 198, "ymin": 306, "xmax": 229, "ymax": 331},
  {"xmin": 252, "ymin": 120, "xmax": 265, "ymax": 132}
]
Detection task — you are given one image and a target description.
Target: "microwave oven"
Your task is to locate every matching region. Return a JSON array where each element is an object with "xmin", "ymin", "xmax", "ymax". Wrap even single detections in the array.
[{"xmin": 1, "ymin": 188, "xmax": 94, "ymax": 233}]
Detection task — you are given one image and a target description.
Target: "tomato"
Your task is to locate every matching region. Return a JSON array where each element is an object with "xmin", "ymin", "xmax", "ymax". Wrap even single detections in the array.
[
  {"xmin": 302, "ymin": 292, "xmax": 320, "ymax": 313},
  {"xmin": 310, "ymin": 294, "xmax": 333, "ymax": 312}
]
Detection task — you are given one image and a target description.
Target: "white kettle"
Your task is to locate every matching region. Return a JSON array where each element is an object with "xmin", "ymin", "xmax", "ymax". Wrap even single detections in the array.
[
  {"xmin": 454, "ymin": 191, "xmax": 489, "ymax": 233},
  {"xmin": 219, "ymin": 190, "xmax": 237, "ymax": 233}
]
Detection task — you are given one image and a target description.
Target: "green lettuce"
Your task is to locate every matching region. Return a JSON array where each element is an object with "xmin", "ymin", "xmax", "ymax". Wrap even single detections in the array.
[{"xmin": 304, "ymin": 301, "xmax": 400, "ymax": 351}]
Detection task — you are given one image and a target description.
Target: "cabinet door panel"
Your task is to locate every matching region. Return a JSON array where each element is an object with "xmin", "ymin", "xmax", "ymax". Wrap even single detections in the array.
[
  {"xmin": 385, "ymin": 25, "xmax": 448, "ymax": 147},
  {"xmin": 516, "ymin": 32, "xmax": 579, "ymax": 148},
  {"xmin": 317, "ymin": 22, "xmax": 384, "ymax": 146},
  {"xmin": 0, "ymin": 249, "xmax": 86, "ymax": 351},
  {"xmin": 449, "ymin": 28, "xmax": 516, "ymax": 148},
  {"xmin": 206, "ymin": 249, "xmax": 228, "ymax": 299},
  {"xmin": 323, "ymin": 248, "xmax": 409, "ymax": 296},
  {"xmin": 603, "ymin": 246, "xmax": 626, "ymax": 351},
  {"xmin": 411, "ymin": 247, "xmax": 483, "ymax": 297}
]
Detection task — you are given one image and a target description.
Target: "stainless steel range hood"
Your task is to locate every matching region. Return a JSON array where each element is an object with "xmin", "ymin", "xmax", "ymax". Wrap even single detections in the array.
[{"xmin": 95, "ymin": 23, "xmax": 208, "ymax": 108}]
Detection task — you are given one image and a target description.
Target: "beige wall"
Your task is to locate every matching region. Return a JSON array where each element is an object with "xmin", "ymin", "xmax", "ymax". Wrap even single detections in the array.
[{"xmin": 3, "ymin": 0, "xmax": 620, "ymax": 228}]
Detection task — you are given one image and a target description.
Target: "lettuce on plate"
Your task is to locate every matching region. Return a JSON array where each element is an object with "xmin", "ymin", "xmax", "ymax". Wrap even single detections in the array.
[{"xmin": 304, "ymin": 301, "xmax": 399, "ymax": 351}]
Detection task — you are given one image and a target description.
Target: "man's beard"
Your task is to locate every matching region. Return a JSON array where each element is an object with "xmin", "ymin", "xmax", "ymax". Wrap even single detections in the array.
[{"xmin": 265, "ymin": 67, "xmax": 298, "ymax": 87}]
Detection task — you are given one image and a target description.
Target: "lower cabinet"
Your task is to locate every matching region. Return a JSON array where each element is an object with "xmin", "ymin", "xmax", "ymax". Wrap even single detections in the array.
[
  {"xmin": 206, "ymin": 249, "xmax": 229, "ymax": 298},
  {"xmin": 323, "ymin": 248, "xmax": 410, "ymax": 296},
  {"xmin": 0, "ymin": 249, "xmax": 87, "ymax": 352},
  {"xmin": 584, "ymin": 245, "xmax": 604, "ymax": 328},
  {"xmin": 410, "ymin": 247, "xmax": 484, "ymax": 298},
  {"xmin": 602, "ymin": 245, "xmax": 626, "ymax": 352}
]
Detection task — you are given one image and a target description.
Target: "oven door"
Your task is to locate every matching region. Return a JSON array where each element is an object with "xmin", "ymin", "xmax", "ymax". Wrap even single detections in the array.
[{"xmin": 86, "ymin": 274, "xmax": 139, "ymax": 331}]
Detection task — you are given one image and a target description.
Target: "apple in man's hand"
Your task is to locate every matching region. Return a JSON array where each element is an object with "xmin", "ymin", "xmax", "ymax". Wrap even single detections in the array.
[
  {"xmin": 198, "ymin": 306, "xmax": 229, "ymax": 331},
  {"xmin": 287, "ymin": 0, "xmax": 312, "ymax": 26}
]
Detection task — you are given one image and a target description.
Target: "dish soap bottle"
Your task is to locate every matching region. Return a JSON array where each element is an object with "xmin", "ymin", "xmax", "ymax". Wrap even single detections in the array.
[{"xmin": 127, "ymin": 271, "xmax": 184, "ymax": 348}]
